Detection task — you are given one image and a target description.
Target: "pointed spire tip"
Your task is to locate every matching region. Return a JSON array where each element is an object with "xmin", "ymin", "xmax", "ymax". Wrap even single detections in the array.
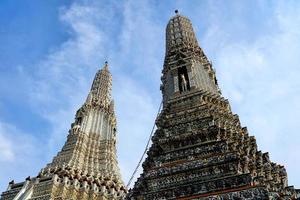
[{"xmin": 103, "ymin": 61, "xmax": 109, "ymax": 70}]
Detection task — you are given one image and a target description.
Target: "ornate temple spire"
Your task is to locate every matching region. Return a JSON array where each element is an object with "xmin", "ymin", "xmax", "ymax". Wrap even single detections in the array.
[
  {"xmin": 45, "ymin": 61, "xmax": 120, "ymax": 175},
  {"xmin": 161, "ymin": 11, "xmax": 220, "ymax": 105},
  {"xmin": 166, "ymin": 10, "xmax": 199, "ymax": 54},
  {"xmin": 86, "ymin": 61, "xmax": 112, "ymax": 107},
  {"xmin": 129, "ymin": 12, "xmax": 299, "ymax": 200},
  {"xmin": 1, "ymin": 61, "xmax": 126, "ymax": 199},
  {"xmin": 10, "ymin": 62, "xmax": 125, "ymax": 199}
]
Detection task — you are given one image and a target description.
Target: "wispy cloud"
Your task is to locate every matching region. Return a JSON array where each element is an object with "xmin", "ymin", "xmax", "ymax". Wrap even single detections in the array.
[
  {"xmin": 0, "ymin": 123, "xmax": 15, "ymax": 162},
  {"xmin": 206, "ymin": 1, "xmax": 300, "ymax": 186},
  {"xmin": 27, "ymin": 1, "xmax": 116, "ymax": 154},
  {"xmin": 0, "ymin": 121, "xmax": 44, "ymax": 190}
]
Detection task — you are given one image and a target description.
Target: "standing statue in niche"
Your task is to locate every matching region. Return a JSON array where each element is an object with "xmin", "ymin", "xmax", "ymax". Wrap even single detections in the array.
[{"xmin": 180, "ymin": 74, "xmax": 188, "ymax": 92}]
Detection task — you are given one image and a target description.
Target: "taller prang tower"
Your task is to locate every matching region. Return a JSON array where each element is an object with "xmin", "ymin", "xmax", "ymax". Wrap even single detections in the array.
[
  {"xmin": 1, "ymin": 62, "xmax": 127, "ymax": 200},
  {"xmin": 128, "ymin": 11, "xmax": 299, "ymax": 199}
]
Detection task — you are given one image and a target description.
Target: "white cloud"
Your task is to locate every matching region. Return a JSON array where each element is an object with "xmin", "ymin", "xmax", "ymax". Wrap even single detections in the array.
[
  {"xmin": 0, "ymin": 125, "xmax": 15, "ymax": 162},
  {"xmin": 116, "ymin": 0, "xmax": 164, "ymax": 81},
  {"xmin": 27, "ymin": 2, "xmax": 116, "ymax": 155},
  {"xmin": 109, "ymin": 0, "xmax": 168, "ymax": 186},
  {"xmin": 0, "ymin": 122, "xmax": 39, "ymax": 163},
  {"xmin": 207, "ymin": 2, "xmax": 300, "ymax": 187},
  {"xmin": 113, "ymin": 76, "xmax": 158, "ymax": 185},
  {"xmin": 0, "ymin": 121, "xmax": 44, "ymax": 191}
]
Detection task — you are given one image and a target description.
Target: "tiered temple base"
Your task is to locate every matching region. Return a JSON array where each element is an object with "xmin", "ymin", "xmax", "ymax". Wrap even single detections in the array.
[
  {"xmin": 1, "ymin": 166, "xmax": 126, "ymax": 200},
  {"xmin": 128, "ymin": 90, "xmax": 300, "ymax": 200}
]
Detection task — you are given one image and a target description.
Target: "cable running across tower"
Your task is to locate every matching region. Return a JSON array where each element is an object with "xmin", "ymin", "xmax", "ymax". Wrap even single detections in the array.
[{"xmin": 126, "ymin": 101, "xmax": 163, "ymax": 188}]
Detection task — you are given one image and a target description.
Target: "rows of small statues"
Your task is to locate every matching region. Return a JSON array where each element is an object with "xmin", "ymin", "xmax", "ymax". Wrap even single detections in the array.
[
  {"xmin": 159, "ymin": 118, "xmax": 215, "ymax": 138},
  {"xmin": 154, "ymin": 141, "xmax": 227, "ymax": 163},
  {"xmin": 160, "ymin": 97, "xmax": 237, "ymax": 130},
  {"xmin": 146, "ymin": 162, "xmax": 238, "ymax": 189},
  {"xmin": 51, "ymin": 174, "xmax": 125, "ymax": 199},
  {"xmin": 6, "ymin": 166, "xmax": 127, "ymax": 200},
  {"xmin": 167, "ymin": 96, "xmax": 288, "ymax": 189},
  {"xmin": 130, "ymin": 174, "xmax": 253, "ymax": 199},
  {"xmin": 192, "ymin": 187, "xmax": 269, "ymax": 200},
  {"xmin": 143, "ymin": 152, "xmax": 237, "ymax": 177},
  {"xmin": 164, "ymin": 39, "xmax": 213, "ymax": 71},
  {"xmin": 40, "ymin": 165, "xmax": 125, "ymax": 190}
]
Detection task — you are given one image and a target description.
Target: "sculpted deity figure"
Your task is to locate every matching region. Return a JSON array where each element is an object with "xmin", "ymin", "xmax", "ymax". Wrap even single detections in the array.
[
  {"xmin": 180, "ymin": 74, "xmax": 188, "ymax": 91},
  {"xmin": 243, "ymin": 156, "xmax": 250, "ymax": 173},
  {"xmin": 72, "ymin": 124, "xmax": 81, "ymax": 132}
]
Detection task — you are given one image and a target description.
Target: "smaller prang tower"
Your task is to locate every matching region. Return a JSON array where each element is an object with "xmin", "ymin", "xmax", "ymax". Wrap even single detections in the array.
[
  {"xmin": 128, "ymin": 11, "xmax": 299, "ymax": 199},
  {"xmin": 1, "ymin": 62, "xmax": 127, "ymax": 200}
]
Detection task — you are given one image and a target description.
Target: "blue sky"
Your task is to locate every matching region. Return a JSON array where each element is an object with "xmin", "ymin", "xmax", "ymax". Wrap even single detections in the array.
[{"xmin": 0, "ymin": 0, "xmax": 300, "ymax": 192}]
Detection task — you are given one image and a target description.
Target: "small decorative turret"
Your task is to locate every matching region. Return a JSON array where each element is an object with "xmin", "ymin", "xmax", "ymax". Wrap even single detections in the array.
[
  {"xmin": 166, "ymin": 10, "xmax": 199, "ymax": 54},
  {"xmin": 87, "ymin": 61, "xmax": 112, "ymax": 107},
  {"xmin": 7, "ymin": 180, "xmax": 14, "ymax": 190},
  {"xmin": 161, "ymin": 11, "xmax": 220, "ymax": 105},
  {"xmin": 25, "ymin": 176, "xmax": 31, "ymax": 181}
]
